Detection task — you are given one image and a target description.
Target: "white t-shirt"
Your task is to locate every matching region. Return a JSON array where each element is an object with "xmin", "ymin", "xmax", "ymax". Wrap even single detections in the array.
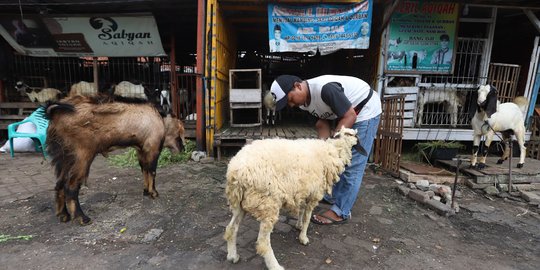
[{"xmin": 300, "ymin": 75, "xmax": 382, "ymax": 122}]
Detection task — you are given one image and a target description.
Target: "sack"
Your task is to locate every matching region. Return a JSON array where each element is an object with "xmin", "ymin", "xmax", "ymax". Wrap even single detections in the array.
[{"xmin": 0, "ymin": 121, "xmax": 37, "ymax": 153}]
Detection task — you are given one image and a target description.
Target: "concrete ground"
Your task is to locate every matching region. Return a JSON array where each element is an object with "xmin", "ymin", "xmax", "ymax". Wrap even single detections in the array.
[{"xmin": 0, "ymin": 151, "xmax": 539, "ymax": 270}]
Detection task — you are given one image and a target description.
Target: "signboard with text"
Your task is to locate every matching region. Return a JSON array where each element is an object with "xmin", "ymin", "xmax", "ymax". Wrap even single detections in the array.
[
  {"xmin": 0, "ymin": 14, "xmax": 165, "ymax": 57},
  {"xmin": 268, "ymin": 1, "xmax": 372, "ymax": 55},
  {"xmin": 385, "ymin": 1, "xmax": 459, "ymax": 74}
]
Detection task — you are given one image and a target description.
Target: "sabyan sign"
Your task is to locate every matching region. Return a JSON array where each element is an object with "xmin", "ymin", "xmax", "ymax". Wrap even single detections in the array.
[
  {"xmin": 385, "ymin": 1, "xmax": 459, "ymax": 74},
  {"xmin": 268, "ymin": 0, "xmax": 372, "ymax": 55},
  {"xmin": 0, "ymin": 14, "xmax": 165, "ymax": 57}
]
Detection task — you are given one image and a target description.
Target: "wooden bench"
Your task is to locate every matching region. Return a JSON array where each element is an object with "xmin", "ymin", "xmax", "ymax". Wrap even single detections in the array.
[{"xmin": 0, "ymin": 102, "xmax": 41, "ymax": 130}]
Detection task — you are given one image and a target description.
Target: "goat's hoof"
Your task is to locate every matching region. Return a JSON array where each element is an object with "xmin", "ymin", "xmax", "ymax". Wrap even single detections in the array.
[
  {"xmin": 226, "ymin": 254, "xmax": 240, "ymax": 263},
  {"xmin": 477, "ymin": 163, "xmax": 486, "ymax": 170},
  {"xmin": 76, "ymin": 216, "xmax": 92, "ymax": 226},
  {"xmin": 517, "ymin": 163, "xmax": 524, "ymax": 168},
  {"xmin": 143, "ymin": 189, "xmax": 159, "ymax": 198},
  {"xmin": 57, "ymin": 213, "xmax": 71, "ymax": 223},
  {"xmin": 496, "ymin": 159, "xmax": 505, "ymax": 164}
]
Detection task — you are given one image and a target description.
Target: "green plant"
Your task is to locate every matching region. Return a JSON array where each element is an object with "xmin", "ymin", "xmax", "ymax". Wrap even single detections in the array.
[
  {"xmin": 108, "ymin": 140, "xmax": 197, "ymax": 168},
  {"xmin": 414, "ymin": 140, "xmax": 464, "ymax": 165}
]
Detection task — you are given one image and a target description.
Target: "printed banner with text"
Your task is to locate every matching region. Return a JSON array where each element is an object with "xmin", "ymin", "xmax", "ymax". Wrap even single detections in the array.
[
  {"xmin": 385, "ymin": 1, "xmax": 459, "ymax": 74},
  {"xmin": 0, "ymin": 14, "xmax": 165, "ymax": 57},
  {"xmin": 268, "ymin": 1, "xmax": 372, "ymax": 55}
]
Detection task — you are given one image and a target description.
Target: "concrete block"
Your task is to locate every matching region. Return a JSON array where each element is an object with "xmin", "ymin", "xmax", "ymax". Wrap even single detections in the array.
[
  {"xmin": 520, "ymin": 191, "xmax": 540, "ymax": 204},
  {"xmin": 396, "ymin": 185, "xmax": 410, "ymax": 196},
  {"xmin": 425, "ymin": 199, "xmax": 452, "ymax": 216},
  {"xmin": 408, "ymin": 189, "xmax": 429, "ymax": 203}
]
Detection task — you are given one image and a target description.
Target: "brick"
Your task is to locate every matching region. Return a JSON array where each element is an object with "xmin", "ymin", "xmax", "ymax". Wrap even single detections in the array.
[
  {"xmin": 408, "ymin": 189, "xmax": 429, "ymax": 203},
  {"xmin": 425, "ymin": 199, "xmax": 453, "ymax": 216},
  {"xmin": 520, "ymin": 191, "xmax": 540, "ymax": 204},
  {"xmin": 396, "ymin": 185, "xmax": 410, "ymax": 196}
]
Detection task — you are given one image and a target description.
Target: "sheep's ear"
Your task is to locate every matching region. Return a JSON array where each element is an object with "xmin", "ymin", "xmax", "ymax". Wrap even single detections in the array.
[{"xmin": 485, "ymin": 86, "xmax": 498, "ymax": 118}]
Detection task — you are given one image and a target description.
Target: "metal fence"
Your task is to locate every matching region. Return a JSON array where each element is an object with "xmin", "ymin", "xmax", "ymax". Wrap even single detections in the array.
[{"xmin": 4, "ymin": 55, "xmax": 197, "ymax": 119}]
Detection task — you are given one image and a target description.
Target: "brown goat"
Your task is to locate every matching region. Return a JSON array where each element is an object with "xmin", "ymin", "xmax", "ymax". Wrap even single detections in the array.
[{"xmin": 45, "ymin": 95, "xmax": 185, "ymax": 225}]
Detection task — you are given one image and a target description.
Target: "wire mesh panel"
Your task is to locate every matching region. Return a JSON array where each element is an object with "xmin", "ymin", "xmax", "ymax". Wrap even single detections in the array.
[
  {"xmin": 420, "ymin": 38, "xmax": 486, "ymax": 87},
  {"xmin": 4, "ymin": 55, "xmax": 195, "ymax": 116},
  {"xmin": 374, "ymin": 95, "xmax": 405, "ymax": 177},
  {"xmin": 488, "ymin": 63, "xmax": 521, "ymax": 103}
]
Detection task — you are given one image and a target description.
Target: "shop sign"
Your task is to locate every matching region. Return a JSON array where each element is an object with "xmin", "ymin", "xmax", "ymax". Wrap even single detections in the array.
[
  {"xmin": 385, "ymin": 1, "xmax": 459, "ymax": 74},
  {"xmin": 0, "ymin": 14, "xmax": 166, "ymax": 57},
  {"xmin": 268, "ymin": 0, "xmax": 372, "ymax": 55}
]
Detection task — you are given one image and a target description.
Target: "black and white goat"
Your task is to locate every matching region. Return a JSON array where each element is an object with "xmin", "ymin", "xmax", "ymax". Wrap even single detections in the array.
[{"xmin": 470, "ymin": 85, "xmax": 528, "ymax": 169}]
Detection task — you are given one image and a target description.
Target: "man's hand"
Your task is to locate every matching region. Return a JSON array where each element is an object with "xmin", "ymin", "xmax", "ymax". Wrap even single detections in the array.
[{"xmin": 335, "ymin": 106, "xmax": 356, "ymax": 131}]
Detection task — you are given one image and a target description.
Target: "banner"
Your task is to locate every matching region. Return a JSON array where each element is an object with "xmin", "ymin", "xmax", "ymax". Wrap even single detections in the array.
[
  {"xmin": 385, "ymin": 1, "xmax": 459, "ymax": 74},
  {"xmin": 0, "ymin": 14, "xmax": 166, "ymax": 57},
  {"xmin": 268, "ymin": 1, "xmax": 372, "ymax": 55}
]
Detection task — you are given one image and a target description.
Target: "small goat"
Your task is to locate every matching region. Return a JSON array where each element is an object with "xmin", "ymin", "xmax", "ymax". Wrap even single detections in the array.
[
  {"xmin": 15, "ymin": 81, "xmax": 62, "ymax": 102},
  {"xmin": 45, "ymin": 95, "xmax": 185, "ymax": 225},
  {"xmin": 224, "ymin": 127, "xmax": 359, "ymax": 270},
  {"xmin": 416, "ymin": 87, "xmax": 466, "ymax": 127},
  {"xmin": 470, "ymin": 85, "xmax": 528, "ymax": 169},
  {"xmin": 68, "ymin": 81, "xmax": 97, "ymax": 97},
  {"xmin": 263, "ymin": 90, "xmax": 280, "ymax": 125},
  {"xmin": 114, "ymin": 81, "xmax": 147, "ymax": 100}
]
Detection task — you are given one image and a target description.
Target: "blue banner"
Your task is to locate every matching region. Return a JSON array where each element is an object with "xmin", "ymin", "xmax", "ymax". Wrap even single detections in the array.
[{"xmin": 268, "ymin": 1, "xmax": 372, "ymax": 55}]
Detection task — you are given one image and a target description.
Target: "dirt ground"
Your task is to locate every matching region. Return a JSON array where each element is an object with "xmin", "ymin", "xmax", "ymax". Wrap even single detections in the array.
[{"xmin": 0, "ymin": 153, "xmax": 539, "ymax": 270}]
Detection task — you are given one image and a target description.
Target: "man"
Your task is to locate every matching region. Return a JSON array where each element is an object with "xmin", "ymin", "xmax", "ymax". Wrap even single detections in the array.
[
  {"xmin": 267, "ymin": 75, "xmax": 381, "ymax": 225},
  {"xmin": 269, "ymin": 24, "xmax": 290, "ymax": 52},
  {"xmin": 430, "ymin": 34, "xmax": 453, "ymax": 65}
]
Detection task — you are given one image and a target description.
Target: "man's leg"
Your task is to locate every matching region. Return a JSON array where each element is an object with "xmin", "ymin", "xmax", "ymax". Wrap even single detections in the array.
[{"xmin": 313, "ymin": 115, "xmax": 380, "ymax": 223}]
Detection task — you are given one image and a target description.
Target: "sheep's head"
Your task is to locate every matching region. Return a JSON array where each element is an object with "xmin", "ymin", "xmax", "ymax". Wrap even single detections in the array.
[
  {"xmin": 477, "ymin": 84, "xmax": 498, "ymax": 118},
  {"xmin": 163, "ymin": 115, "xmax": 185, "ymax": 154},
  {"xmin": 330, "ymin": 126, "xmax": 369, "ymax": 161}
]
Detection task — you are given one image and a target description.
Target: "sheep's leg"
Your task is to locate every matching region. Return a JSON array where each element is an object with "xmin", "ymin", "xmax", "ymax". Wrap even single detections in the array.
[
  {"xmin": 516, "ymin": 130, "xmax": 526, "ymax": 168},
  {"xmin": 224, "ymin": 206, "xmax": 245, "ymax": 264},
  {"xmin": 139, "ymin": 150, "xmax": 160, "ymax": 198},
  {"xmin": 497, "ymin": 133, "xmax": 512, "ymax": 164},
  {"xmin": 257, "ymin": 218, "xmax": 283, "ymax": 270},
  {"xmin": 295, "ymin": 207, "xmax": 305, "ymax": 230},
  {"xmin": 298, "ymin": 201, "xmax": 318, "ymax": 245},
  {"xmin": 471, "ymin": 135, "xmax": 481, "ymax": 168},
  {"xmin": 54, "ymin": 179, "xmax": 70, "ymax": 222}
]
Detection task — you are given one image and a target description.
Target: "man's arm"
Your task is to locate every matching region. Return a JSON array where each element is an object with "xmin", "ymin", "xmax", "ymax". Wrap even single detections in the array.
[{"xmin": 335, "ymin": 106, "xmax": 357, "ymax": 131}]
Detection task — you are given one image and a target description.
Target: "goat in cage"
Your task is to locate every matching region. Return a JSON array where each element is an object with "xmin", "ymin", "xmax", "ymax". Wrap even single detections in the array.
[{"xmin": 416, "ymin": 87, "xmax": 467, "ymax": 128}]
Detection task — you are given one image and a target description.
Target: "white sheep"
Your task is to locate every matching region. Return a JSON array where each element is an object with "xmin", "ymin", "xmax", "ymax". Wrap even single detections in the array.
[
  {"xmin": 416, "ymin": 87, "xmax": 466, "ymax": 127},
  {"xmin": 224, "ymin": 127, "xmax": 359, "ymax": 270},
  {"xmin": 113, "ymin": 81, "xmax": 147, "ymax": 100},
  {"xmin": 26, "ymin": 88, "xmax": 62, "ymax": 103},
  {"xmin": 471, "ymin": 85, "xmax": 528, "ymax": 169},
  {"xmin": 68, "ymin": 81, "xmax": 97, "ymax": 97}
]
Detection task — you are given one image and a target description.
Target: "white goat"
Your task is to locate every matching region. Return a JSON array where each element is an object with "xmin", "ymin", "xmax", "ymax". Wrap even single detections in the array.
[
  {"xmin": 114, "ymin": 81, "xmax": 147, "ymax": 100},
  {"xmin": 68, "ymin": 81, "xmax": 97, "ymax": 97},
  {"xmin": 15, "ymin": 81, "xmax": 62, "ymax": 102},
  {"xmin": 224, "ymin": 127, "xmax": 359, "ymax": 270},
  {"xmin": 471, "ymin": 85, "xmax": 528, "ymax": 169},
  {"xmin": 416, "ymin": 87, "xmax": 466, "ymax": 127},
  {"xmin": 263, "ymin": 90, "xmax": 280, "ymax": 125},
  {"xmin": 159, "ymin": 89, "xmax": 171, "ymax": 113},
  {"xmin": 26, "ymin": 88, "xmax": 62, "ymax": 103}
]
